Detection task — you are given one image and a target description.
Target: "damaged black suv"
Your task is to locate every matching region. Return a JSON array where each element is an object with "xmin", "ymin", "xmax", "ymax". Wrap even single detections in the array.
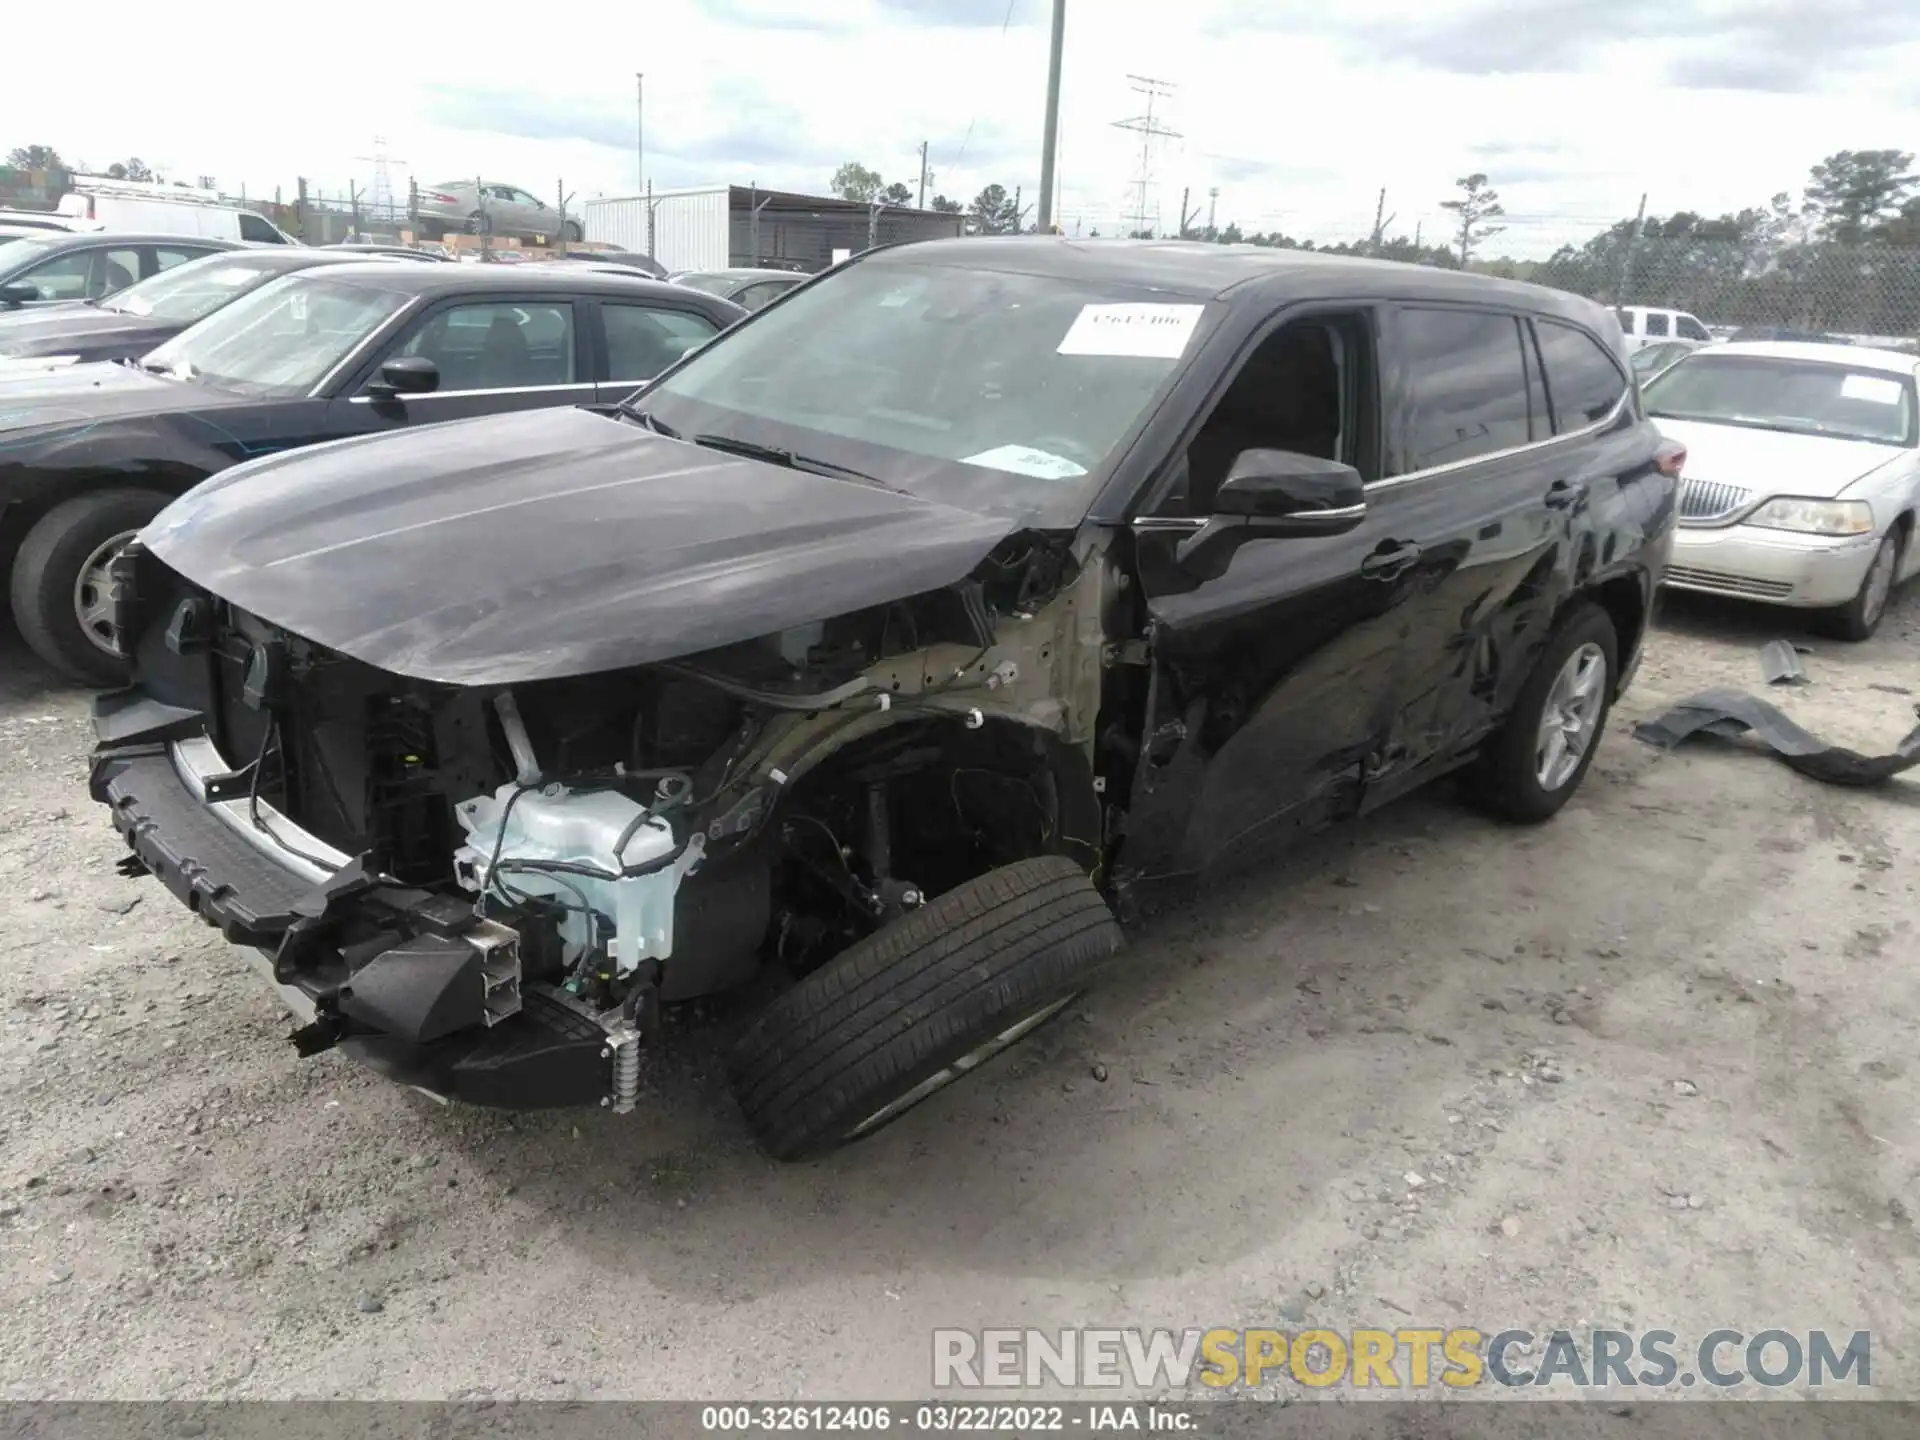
[{"xmin": 88, "ymin": 238, "xmax": 1678, "ymax": 1159}]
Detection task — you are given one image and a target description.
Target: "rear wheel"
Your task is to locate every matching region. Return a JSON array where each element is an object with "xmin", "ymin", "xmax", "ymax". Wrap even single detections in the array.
[
  {"xmin": 465, "ymin": 210, "xmax": 491, "ymax": 235},
  {"xmin": 1822, "ymin": 529, "xmax": 1901, "ymax": 642},
  {"xmin": 728, "ymin": 855, "xmax": 1122, "ymax": 1160},
  {"xmin": 1462, "ymin": 601, "xmax": 1618, "ymax": 823},
  {"xmin": 10, "ymin": 487, "xmax": 171, "ymax": 685}
]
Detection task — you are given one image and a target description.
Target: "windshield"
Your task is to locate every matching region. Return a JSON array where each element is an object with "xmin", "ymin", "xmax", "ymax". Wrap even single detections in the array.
[
  {"xmin": 641, "ymin": 256, "xmax": 1211, "ymax": 522},
  {"xmin": 141, "ymin": 273, "xmax": 412, "ymax": 397},
  {"xmin": 0, "ymin": 236, "xmax": 56, "ymax": 275},
  {"xmin": 102, "ymin": 255, "xmax": 289, "ymax": 322},
  {"xmin": 1643, "ymin": 355, "xmax": 1917, "ymax": 445}
]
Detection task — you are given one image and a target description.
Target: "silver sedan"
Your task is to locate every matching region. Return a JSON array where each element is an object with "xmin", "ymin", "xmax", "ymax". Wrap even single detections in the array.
[{"xmin": 414, "ymin": 181, "xmax": 582, "ymax": 244}]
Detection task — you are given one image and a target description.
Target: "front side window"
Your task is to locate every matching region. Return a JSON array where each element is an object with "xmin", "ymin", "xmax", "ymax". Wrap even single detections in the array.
[
  {"xmin": 1643, "ymin": 356, "xmax": 1917, "ymax": 446},
  {"xmin": 1393, "ymin": 307, "xmax": 1531, "ymax": 471},
  {"xmin": 603, "ymin": 304, "xmax": 717, "ymax": 382},
  {"xmin": 103, "ymin": 254, "xmax": 286, "ymax": 322},
  {"xmin": 396, "ymin": 301, "xmax": 576, "ymax": 389},
  {"xmin": 20, "ymin": 246, "xmax": 140, "ymax": 301},
  {"xmin": 1535, "ymin": 319, "xmax": 1628, "ymax": 432},
  {"xmin": 238, "ymin": 213, "xmax": 282, "ymax": 243},
  {"xmin": 640, "ymin": 255, "xmax": 1212, "ymax": 524},
  {"xmin": 142, "ymin": 273, "xmax": 412, "ymax": 396},
  {"xmin": 1675, "ymin": 314, "xmax": 1710, "ymax": 341}
]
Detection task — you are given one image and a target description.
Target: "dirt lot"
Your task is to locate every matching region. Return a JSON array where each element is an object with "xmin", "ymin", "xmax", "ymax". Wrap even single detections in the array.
[{"xmin": 2, "ymin": 588, "xmax": 1917, "ymax": 1403}]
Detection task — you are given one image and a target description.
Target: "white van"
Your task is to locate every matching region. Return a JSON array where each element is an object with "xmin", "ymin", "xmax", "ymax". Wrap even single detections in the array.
[
  {"xmin": 56, "ymin": 176, "xmax": 298, "ymax": 246},
  {"xmin": 1616, "ymin": 305, "xmax": 1712, "ymax": 353}
]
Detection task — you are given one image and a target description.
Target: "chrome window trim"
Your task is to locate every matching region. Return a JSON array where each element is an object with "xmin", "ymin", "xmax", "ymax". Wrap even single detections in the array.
[
  {"xmin": 347, "ymin": 381, "xmax": 597, "ymax": 404},
  {"xmin": 170, "ymin": 735, "xmax": 350, "ymax": 884},
  {"xmin": 1365, "ymin": 389, "xmax": 1630, "ymax": 493}
]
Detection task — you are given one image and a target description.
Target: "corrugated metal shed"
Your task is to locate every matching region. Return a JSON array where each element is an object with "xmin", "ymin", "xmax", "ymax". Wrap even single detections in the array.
[{"xmin": 584, "ymin": 185, "xmax": 964, "ymax": 273}]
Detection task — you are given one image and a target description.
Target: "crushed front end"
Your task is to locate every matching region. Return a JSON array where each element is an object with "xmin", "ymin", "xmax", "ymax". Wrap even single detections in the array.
[{"xmin": 87, "ymin": 529, "xmax": 1114, "ymax": 1113}]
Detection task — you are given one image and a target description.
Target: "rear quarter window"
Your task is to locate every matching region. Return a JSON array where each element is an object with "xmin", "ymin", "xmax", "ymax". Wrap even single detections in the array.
[{"xmin": 1534, "ymin": 319, "xmax": 1628, "ymax": 433}]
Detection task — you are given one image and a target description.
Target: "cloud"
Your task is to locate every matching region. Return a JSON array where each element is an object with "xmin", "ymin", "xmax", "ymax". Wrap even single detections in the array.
[
  {"xmin": 1209, "ymin": 0, "xmax": 1920, "ymax": 92},
  {"xmin": 876, "ymin": 0, "xmax": 1029, "ymax": 25}
]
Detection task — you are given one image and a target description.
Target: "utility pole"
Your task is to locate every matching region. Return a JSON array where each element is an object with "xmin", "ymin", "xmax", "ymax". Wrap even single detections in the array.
[
  {"xmin": 1112, "ymin": 75, "xmax": 1179, "ymax": 238},
  {"xmin": 1207, "ymin": 186, "xmax": 1219, "ymax": 236},
  {"xmin": 635, "ymin": 73, "xmax": 645, "ymax": 194},
  {"xmin": 918, "ymin": 140, "xmax": 929, "ymax": 211},
  {"xmin": 1614, "ymin": 191, "xmax": 1649, "ymax": 304},
  {"xmin": 1369, "ymin": 187, "xmax": 1387, "ymax": 252},
  {"xmin": 1036, "ymin": 0, "xmax": 1066, "ymax": 232},
  {"xmin": 1179, "ymin": 185, "xmax": 1189, "ymax": 238},
  {"xmin": 1012, "ymin": 185, "xmax": 1022, "ymax": 235}
]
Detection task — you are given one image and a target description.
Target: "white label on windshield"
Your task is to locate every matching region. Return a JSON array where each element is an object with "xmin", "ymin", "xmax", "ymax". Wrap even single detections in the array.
[
  {"xmin": 963, "ymin": 444, "xmax": 1087, "ymax": 480},
  {"xmin": 1057, "ymin": 302, "xmax": 1203, "ymax": 358},
  {"xmin": 1841, "ymin": 373, "xmax": 1903, "ymax": 405}
]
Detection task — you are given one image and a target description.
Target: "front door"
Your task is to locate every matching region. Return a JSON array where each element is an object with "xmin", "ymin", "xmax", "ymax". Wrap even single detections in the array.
[
  {"xmin": 1121, "ymin": 306, "xmax": 1444, "ymax": 881},
  {"xmin": 332, "ymin": 295, "xmax": 597, "ymax": 433}
]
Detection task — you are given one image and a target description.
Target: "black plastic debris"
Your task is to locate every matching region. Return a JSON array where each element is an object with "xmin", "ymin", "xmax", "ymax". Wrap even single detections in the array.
[
  {"xmin": 1757, "ymin": 640, "xmax": 1808, "ymax": 686},
  {"xmin": 1634, "ymin": 688, "xmax": 1920, "ymax": 787}
]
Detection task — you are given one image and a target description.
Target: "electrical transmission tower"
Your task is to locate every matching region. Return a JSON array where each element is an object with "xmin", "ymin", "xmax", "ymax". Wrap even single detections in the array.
[
  {"xmin": 353, "ymin": 137, "xmax": 408, "ymax": 225},
  {"xmin": 1112, "ymin": 75, "xmax": 1179, "ymax": 238}
]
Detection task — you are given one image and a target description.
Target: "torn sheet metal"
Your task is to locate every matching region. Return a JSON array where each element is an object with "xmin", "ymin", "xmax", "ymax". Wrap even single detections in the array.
[
  {"xmin": 1757, "ymin": 640, "xmax": 1809, "ymax": 686},
  {"xmin": 1634, "ymin": 688, "xmax": 1920, "ymax": 787}
]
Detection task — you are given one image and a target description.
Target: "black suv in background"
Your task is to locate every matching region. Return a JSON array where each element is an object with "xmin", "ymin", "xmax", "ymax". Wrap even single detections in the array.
[{"xmin": 89, "ymin": 239, "xmax": 1678, "ymax": 1160}]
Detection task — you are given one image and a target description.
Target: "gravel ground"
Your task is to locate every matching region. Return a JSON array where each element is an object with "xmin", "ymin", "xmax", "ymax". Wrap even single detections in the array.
[{"xmin": 2, "ymin": 586, "xmax": 1917, "ymax": 1403}]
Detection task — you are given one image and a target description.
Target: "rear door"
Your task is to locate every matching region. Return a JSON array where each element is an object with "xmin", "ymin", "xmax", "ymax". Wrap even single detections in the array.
[
  {"xmin": 592, "ymin": 297, "xmax": 725, "ymax": 401},
  {"xmin": 334, "ymin": 291, "xmax": 597, "ymax": 433},
  {"xmin": 1363, "ymin": 303, "xmax": 1571, "ymax": 804}
]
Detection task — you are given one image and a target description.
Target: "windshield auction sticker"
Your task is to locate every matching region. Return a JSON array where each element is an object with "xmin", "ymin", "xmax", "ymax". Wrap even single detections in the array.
[{"xmin": 1057, "ymin": 303, "xmax": 1204, "ymax": 359}]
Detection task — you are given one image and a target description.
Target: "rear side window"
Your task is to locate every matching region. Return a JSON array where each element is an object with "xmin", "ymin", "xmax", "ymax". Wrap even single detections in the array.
[
  {"xmin": 1394, "ymin": 307, "xmax": 1532, "ymax": 472},
  {"xmin": 1534, "ymin": 319, "xmax": 1628, "ymax": 433},
  {"xmin": 1644, "ymin": 312, "xmax": 1670, "ymax": 337}
]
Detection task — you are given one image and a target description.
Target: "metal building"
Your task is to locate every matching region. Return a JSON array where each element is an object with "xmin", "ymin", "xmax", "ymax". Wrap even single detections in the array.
[{"xmin": 584, "ymin": 185, "xmax": 965, "ymax": 273}]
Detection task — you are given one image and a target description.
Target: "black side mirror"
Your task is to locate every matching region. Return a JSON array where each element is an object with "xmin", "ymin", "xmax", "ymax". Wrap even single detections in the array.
[
  {"xmin": 366, "ymin": 355, "xmax": 440, "ymax": 399},
  {"xmin": 0, "ymin": 281, "xmax": 39, "ymax": 308},
  {"xmin": 1174, "ymin": 449, "xmax": 1367, "ymax": 577}
]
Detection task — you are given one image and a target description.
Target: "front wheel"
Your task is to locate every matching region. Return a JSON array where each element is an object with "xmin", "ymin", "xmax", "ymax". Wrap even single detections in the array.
[
  {"xmin": 9, "ymin": 487, "xmax": 172, "ymax": 685},
  {"xmin": 1462, "ymin": 601, "xmax": 1618, "ymax": 823},
  {"xmin": 1822, "ymin": 529, "xmax": 1902, "ymax": 642},
  {"xmin": 728, "ymin": 855, "xmax": 1123, "ymax": 1160}
]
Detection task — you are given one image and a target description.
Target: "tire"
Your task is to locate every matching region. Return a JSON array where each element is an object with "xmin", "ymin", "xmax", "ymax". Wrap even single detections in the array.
[
  {"xmin": 465, "ymin": 210, "xmax": 491, "ymax": 236},
  {"xmin": 728, "ymin": 855, "xmax": 1123, "ymax": 1160},
  {"xmin": 1462, "ymin": 600, "xmax": 1618, "ymax": 824},
  {"xmin": 1821, "ymin": 529, "xmax": 1902, "ymax": 642},
  {"xmin": 9, "ymin": 488, "xmax": 171, "ymax": 686}
]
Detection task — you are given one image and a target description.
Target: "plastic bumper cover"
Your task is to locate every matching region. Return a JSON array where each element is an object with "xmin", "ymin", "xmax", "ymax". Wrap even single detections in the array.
[{"xmin": 1665, "ymin": 525, "xmax": 1878, "ymax": 608}]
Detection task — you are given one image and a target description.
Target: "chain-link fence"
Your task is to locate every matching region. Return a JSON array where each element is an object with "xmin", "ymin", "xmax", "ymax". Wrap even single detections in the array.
[{"xmin": 1520, "ymin": 237, "xmax": 1920, "ymax": 350}]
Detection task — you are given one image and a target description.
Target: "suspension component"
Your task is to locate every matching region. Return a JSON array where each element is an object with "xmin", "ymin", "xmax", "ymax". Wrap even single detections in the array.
[{"xmin": 604, "ymin": 1022, "xmax": 642, "ymax": 1115}]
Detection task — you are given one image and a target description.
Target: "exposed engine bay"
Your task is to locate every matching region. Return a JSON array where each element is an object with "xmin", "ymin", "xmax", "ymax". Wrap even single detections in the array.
[{"xmin": 92, "ymin": 529, "xmax": 1135, "ymax": 1113}]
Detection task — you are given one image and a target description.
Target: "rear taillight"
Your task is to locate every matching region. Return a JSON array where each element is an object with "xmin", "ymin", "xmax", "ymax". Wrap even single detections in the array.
[
  {"xmin": 1655, "ymin": 442, "xmax": 1686, "ymax": 479},
  {"xmin": 423, "ymin": 191, "xmax": 459, "ymax": 205}
]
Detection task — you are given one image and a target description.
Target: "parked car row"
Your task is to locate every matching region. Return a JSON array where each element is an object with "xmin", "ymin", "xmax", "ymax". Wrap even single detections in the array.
[{"xmin": 1, "ymin": 259, "xmax": 748, "ymax": 679}]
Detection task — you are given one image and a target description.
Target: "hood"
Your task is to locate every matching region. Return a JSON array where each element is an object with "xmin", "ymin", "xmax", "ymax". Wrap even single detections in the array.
[
  {"xmin": 1652, "ymin": 417, "xmax": 1904, "ymax": 500},
  {"xmin": 0, "ymin": 360, "xmax": 236, "ymax": 436},
  {"xmin": 144, "ymin": 406, "xmax": 1021, "ymax": 686},
  {"xmin": 0, "ymin": 305, "xmax": 176, "ymax": 363}
]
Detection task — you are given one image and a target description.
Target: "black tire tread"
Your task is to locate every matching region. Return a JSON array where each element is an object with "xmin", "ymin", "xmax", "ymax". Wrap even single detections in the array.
[
  {"xmin": 729, "ymin": 855, "xmax": 1121, "ymax": 1159},
  {"xmin": 9, "ymin": 487, "xmax": 171, "ymax": 685}
]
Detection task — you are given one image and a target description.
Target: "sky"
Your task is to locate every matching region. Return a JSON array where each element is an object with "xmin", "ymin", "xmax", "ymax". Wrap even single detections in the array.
[{"xmin": 5, "ymin": 0, "xmax": 1918, "ymax": 258}]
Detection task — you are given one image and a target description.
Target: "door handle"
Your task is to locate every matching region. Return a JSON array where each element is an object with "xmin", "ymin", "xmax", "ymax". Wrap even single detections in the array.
[
  {"xmin": 1544, "ymin": 478, "xmax": 1587, "ymax": 510},
  {"xmin": 1359, "ymin": 542, "xmax": 1423, "ymax": 581}
]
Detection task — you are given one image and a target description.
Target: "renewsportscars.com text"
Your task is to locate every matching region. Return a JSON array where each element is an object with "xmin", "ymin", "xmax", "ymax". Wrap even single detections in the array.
[{"xmin": 932, "ymin": 1327, "xmax": 1872, "ymax": 1391}]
